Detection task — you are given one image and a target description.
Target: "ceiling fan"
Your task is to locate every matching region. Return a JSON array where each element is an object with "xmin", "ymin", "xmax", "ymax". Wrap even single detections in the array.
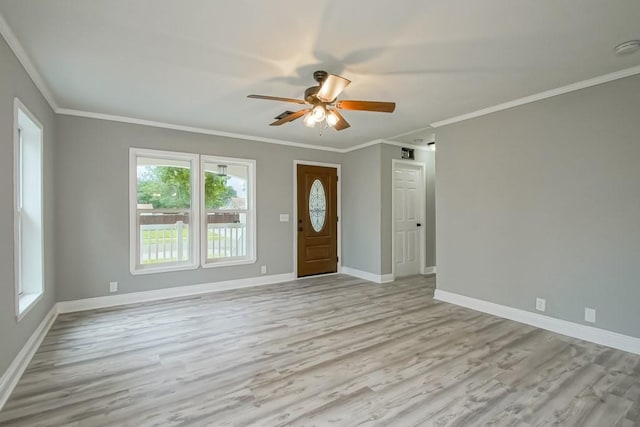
[{"xmin": 247, "ymin": 70, "xmax": 396, "ymax": 131}]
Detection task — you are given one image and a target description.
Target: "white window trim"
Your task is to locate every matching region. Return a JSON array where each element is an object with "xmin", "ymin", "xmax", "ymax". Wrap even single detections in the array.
[
  {"xmin": 129, "ymin": 148, "xmax": 200, "ymax": 275},
  {"xmin": 201, "ymin": 155, "xmax": 257, "ymax": 268},
  {"xmin": 14, "ymin": 98, "xmax": 45, "ymax": 321}
]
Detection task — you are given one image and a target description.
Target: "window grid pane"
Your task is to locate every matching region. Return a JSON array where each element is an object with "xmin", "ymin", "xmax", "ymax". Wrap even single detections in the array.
[
  {"xmin": 138, "ymin": 210, "xmax": 191, "ymax": 265},
  {"xmin": 17, "ymin": 127, "xmax": 23, "ymax": 296},
  {"xmin": 206, "ymin": 210, "xmax": 248, "ymax": 260},
  {"xmin": 135, "ymin": 154, "xmax": 195, "ymax": 269}
]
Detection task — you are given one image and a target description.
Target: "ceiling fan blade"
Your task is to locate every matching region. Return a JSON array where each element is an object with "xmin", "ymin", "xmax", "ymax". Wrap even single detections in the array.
[
  {"xmin": 336, "ymin": 100, "xmax": 396, "ymax": 113},
  {"xmin": 269, "ymin": 109, "xmax": 310, "ymax": 126},
  {"xmin": 316, "ymin": 74, "xmax": 351, "ymax": 102},
  {"xmin": 248, "ymin": 94, "xmax": 306, "ymax": 104},
  {"xmin": 331, "ymin": 110, "xmax": 350, "ymax": 131}
]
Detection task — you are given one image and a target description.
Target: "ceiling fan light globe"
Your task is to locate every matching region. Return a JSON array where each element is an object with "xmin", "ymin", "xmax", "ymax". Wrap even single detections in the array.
[
  {"xmin": 312, "ymin": 105, "xmax": 326, "ymax": 122},
  {"xmin": 304, "ymin": 114, "xmax": 316, "ymax": 128},
  {"xmin": 326, "ymin": 111, "xmax": 339, "ymax": 127}
]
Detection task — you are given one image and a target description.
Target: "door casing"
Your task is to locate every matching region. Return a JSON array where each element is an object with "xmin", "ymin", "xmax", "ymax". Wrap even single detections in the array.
[
  {"xmin": 391, "ymin": 159, "xmax": 426, "ymax": 278},
  {"xmin": 293, "ymin": 160, "xmax": 341, "ymax": 278}
]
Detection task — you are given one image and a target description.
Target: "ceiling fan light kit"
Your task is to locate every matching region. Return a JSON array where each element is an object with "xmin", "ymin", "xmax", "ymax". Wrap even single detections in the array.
[{"xmin": 248, "ymin": 70, "xmax": 396, "ymax": 132}]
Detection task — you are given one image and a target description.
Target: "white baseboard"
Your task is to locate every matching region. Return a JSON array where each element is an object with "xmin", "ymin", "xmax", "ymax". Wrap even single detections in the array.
[
  {"xmin": 0, "ymin": 304, "xmax": 58, "ymax": 411},
  {"xmin": 434, "ymin": 289, "xmax": 640, "ymax": 355},
  {"xmin": 423, "ymin": 266, "xmax": 436, "ymax": 275},
  {"xmin": 57, "ymin": 272, "xmax": 296, "ymax": 313},
  {"xmin": 341, "ymin": 266, "xmax": 394, "ymax": 284}
]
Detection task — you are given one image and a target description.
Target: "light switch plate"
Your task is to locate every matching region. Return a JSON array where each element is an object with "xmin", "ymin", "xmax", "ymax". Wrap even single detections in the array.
[{"xmin": 279, "ymin": 214, "xmax": 289, "ymax": 222}]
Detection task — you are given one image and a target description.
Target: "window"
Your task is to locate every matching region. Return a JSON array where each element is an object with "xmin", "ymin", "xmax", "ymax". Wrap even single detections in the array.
[
  {"xmin": 130, "ymin": 149, "xmax": 255, "ymax": 274},
  {"xmin": 201, "ymin": 156, "xmax": 256, "ymax": 267},
  {"xmin": 14, "ymin": 98, "xmax": 44, "ymax": 320},
  {"xmin": 130, "ymin": 149, "xmax": 199, "ymax": 274}
]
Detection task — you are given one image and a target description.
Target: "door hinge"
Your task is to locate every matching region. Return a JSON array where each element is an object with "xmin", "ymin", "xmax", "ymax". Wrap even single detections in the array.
[
  {"xmin": 337, "ymin": 256, "xmax": 339, "ymax": 262},
  {"xmin": 337, "ymin": 216, "xmax": 339, "ymax": 222}
]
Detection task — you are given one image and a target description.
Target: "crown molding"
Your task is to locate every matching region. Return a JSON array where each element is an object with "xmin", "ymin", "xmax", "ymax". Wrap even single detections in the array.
[
  {"xmin": 430, "ymin": 65, "xmax": 640, "ymax": 128},
  {"xmin": 342, "ymin": 138, "xmax": 386, "ymax": 152},
  {"xmin": 57, "ymin": 108, "xmax": 351, "ymax": 152},
  {"xmin": 340, "ymin": 138, "xmax": 429, "ymax": 154},
  {"xmin": 388, "ymin": 126, "xmax": 435, "ymax": 141},
  {"xmin": 57, "ymin": 109, "xmax": 432, "ymax": 154},
  {"xmin": 380, "ymin": 139, "xmax": 430, "ymax": 151},
  {"xmin": 0, "ymin": 11, "xmax": 58, "ymax": 111}
]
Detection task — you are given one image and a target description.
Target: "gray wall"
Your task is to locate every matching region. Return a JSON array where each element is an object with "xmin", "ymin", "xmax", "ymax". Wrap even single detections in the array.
[
  {"xmin": 342, "ymin": 144, "xmax": 382, "ymax": 274},
  {"xmin": 341, "ymin": 143, "xmax": 436, "ymax": 276},
  {"xmin": 0, "ymin": 35, "xmax": 57, "ymax": 376},
  {"xmin": 55, "ymin": 115, "xmax": 342, "ymax": 301},
  {"xmin": 436, "ymin": 74, "xmax": 640, "ymax": 338},
  {"xmin": 422, "ymin": 149, "xmax": 436, "ymax": 268}
]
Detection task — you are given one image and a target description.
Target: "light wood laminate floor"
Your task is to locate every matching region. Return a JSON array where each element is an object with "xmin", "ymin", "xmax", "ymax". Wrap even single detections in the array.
[{"xmin": 1, "ymin": 275, "xmax": 639, "ymax": 426}]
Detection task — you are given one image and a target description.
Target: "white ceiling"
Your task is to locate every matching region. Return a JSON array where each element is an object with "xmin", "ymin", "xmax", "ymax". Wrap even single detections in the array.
[{"xmin": 1, "ymin": 0, "xmax": 639, "ymax": 150}]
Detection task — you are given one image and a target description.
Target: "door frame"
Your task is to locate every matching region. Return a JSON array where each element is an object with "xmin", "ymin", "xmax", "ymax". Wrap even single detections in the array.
[
  {"xmin": 391, "ymin": 159, "xmax": 427, "ymax": 278},
  {"xmin": 293, "ymin": 160, "xmax": 341, "ymax": 278}
]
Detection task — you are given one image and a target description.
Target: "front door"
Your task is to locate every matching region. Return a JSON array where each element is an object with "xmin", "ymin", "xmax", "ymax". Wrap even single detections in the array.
[
  {"xmin": 297, "ymin": 164, "xmax": 338, "ymax": 277},
  {"xmin": 394, "ymin": 164, "xmax": 422, "ymax": 277}
]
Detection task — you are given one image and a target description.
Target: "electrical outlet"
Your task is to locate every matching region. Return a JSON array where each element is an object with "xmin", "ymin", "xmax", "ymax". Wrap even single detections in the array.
[
  {"xmin": 109, "ymin": 281, "xmax": 118, "ymax": 293},
  {"xmin": 535, "ymin": 298, "xmax": 546, "ymax": 312},
  {"xmin": 585, "ymin": 308, "xmax": 596, "ymax": 323},
  {"xmin": 261, "ymin": 265, "xmax": 267, "ymax": 274}
]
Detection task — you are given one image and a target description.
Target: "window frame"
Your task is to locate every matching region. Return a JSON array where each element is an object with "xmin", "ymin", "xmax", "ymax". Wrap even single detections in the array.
[
  {"xmin": 129, "ymin": 148, "xmax": 200, "ymax": 275},
  {"xmin": 201, "ymin": 155, "xmax": 257, "ymax": 268},
  {"xmin": 14, "ymin": 98, "xmax": 45, "ymax": 321}
]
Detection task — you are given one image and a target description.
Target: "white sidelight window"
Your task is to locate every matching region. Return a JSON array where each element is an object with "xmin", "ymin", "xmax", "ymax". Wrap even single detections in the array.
[
  {"xmin": 14, "ymin": 98, "xmax": 44, "ymax": 320},
  {"xmin": 130, "ymin": 148, "xmax": 199, "ymax": 274},
  {"xmin": 201, "ymin": 156, "xmax": 256, "ymax": 267}
]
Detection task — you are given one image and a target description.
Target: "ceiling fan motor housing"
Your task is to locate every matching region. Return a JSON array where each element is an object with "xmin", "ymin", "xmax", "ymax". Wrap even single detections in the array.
[{"xmin": 304, "ymin": 86, "xmax": 321, "ymax": 104}]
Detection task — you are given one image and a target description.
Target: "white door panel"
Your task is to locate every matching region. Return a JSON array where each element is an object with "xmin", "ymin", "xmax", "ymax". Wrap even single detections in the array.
[
  {"xmin": 395, "ymin": 232, "xmax": 404, "ymax": 263},
  {"xmin": 394, "ymin": 164, "xmax": 422, "ymax": 277}
]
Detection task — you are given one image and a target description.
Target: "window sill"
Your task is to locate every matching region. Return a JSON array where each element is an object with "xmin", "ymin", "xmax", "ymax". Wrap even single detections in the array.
[
  {"xmin": 131, "ymin": 263, "xmax": 199, "ymax": 276},
  {"xmin": 202, "ymin": 258, "xmax": 256, "ymax": 269},
  {"xmin": 17, "ymin": 292, "xmax": 44, "ymax": 321}
]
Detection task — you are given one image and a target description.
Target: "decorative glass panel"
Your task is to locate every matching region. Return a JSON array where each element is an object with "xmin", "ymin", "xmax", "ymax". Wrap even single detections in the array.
[{"xmin": 309, "ymin": 179, "xmax": 327, "ymax": 232}]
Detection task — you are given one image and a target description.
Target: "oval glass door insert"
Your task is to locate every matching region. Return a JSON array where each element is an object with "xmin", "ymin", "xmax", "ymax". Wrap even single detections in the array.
[{"xmin": 309, "ymin": 179, "xmax": 327, "ymax": 232}]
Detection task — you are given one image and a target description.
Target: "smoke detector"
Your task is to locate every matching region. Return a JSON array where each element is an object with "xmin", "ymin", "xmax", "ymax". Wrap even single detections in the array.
[{"xmin": 614, "ymin": 40, "xmax": 640, "ymax": 56}]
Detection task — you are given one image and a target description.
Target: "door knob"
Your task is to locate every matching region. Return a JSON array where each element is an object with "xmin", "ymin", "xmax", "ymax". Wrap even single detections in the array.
[{"xmin": 417, "ymin": 223, "xmax": 422, "ymax": 227}]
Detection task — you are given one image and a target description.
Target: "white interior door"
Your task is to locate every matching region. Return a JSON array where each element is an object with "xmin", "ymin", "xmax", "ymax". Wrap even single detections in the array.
[{"xmin": 394, "ymin": 164, "xmax": 422, "ymax": 277}]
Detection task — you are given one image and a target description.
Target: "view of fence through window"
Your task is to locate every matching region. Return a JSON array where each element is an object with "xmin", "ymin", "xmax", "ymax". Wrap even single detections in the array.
[
  {"xmin": 204, "ymin": 161, "xmax": 249, "ymax": 262},
  {"xmin": 136, "ymin": 156, "xmax": 248, "ymax": 266},
  {"xmin": 137, "ymin": 156, "xmax": 193, "ymax": 265}
]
